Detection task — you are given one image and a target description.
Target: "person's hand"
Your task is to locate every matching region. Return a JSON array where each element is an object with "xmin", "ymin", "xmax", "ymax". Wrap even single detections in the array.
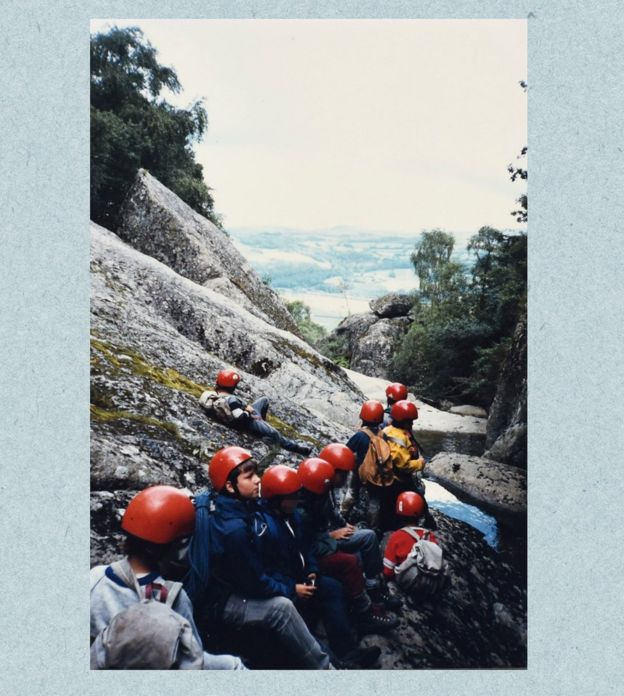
[
  {"xmin": 329, "ymin": 525, "xmax": 355, "ymax": 540},
  {"xmin": 295, "ymin": 583, "xmax": 316, "ymax": 600},
  {"xmin": 306, "ymin": 573, "xmax": 317, "ymax": 584}
]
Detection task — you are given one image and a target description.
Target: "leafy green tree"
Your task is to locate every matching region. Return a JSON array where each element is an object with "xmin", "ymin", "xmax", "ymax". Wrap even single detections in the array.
[
  {"xmin": 286, "ymin": 300, "xmax": 327, "ymax": 346},
  {"xmin": 409, "ymin": 229, "xmax": 456, "ymax": 304},
  {"xmin": 91, "ymin": 26, "xmax": 221, "ymax": 230}
]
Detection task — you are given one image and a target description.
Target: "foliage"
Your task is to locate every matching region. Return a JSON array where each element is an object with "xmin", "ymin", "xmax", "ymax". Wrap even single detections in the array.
[
  {"xmin": 392, "ymin": 226, "xmax": 526, "ymax": 406},
  {"xmin": 286, "ymin": 300, "xmax": 328, "ymax": 346},
  {"xmin": 508, "ymin": 81, "xmax": 527, "ymax": 223},
  {"xmin": 91, "ymin": 26, "xmax": 221, "ymax": 230}
]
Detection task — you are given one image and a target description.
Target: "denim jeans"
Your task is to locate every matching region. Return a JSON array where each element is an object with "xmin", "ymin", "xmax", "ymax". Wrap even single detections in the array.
[
  {"xmin": 336, "ymin": 527, "xmax": 383, "ymax": 579},
  {"xmin": 244, "ymin": 397, "xmax": 303, "ymax": 452},
  {"xmin": 222, "ymin": 593, "xmax": 331, "ymax": 669}
]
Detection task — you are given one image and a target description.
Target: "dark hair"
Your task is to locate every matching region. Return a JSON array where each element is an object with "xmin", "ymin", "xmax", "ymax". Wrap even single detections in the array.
[
  {"xmin": 225, "ymin": 458, "xmax": 258, "ymax": 492},
  {"xmin": 123, "ymin": 533, "xmax": 171, "ymax": 565}
]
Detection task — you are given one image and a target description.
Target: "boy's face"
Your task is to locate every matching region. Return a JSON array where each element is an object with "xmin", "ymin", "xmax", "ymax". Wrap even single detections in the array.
[{"xmin": 226, "ymin": 461, "xmax": 260, "ymax": 499}]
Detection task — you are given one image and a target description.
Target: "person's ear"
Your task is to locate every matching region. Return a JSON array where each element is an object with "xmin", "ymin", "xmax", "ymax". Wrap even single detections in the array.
[{"xmin": 224, "ymin": 480, "xmax": 235, "ymax": 494}]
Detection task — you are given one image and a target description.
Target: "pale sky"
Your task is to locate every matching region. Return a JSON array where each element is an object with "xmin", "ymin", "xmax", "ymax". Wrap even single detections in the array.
[{"xmin": 91, "ymin": 19, "xmax": 527, "ymax": 234}]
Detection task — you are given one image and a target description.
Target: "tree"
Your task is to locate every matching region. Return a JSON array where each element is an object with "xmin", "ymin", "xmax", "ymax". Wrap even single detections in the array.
[
  {"xmin": 286, "ymin": 300, "xmax": 327, "ymax": 346},
  {"xmin": 410, "ymin": 229, "xmax": 455, "ymax": 304},
  {"xmin": 91, "ymin": 26, "xmax": 220, "ymax": 230},
  {"xmin": 508, "ymin": 81, "xmax": 527, "ymax": 223}
]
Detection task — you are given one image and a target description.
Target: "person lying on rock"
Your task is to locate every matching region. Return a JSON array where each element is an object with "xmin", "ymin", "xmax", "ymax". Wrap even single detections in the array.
[
  {"xmin": 299, "ymin": 445, "xmax": 403, "ymax": 618},
  {"xmin": 200, "ymin": 446, "xmax": 334, "ymax": 670},
  {"xmin": 256, "ymin": 464, "xmax": 382, "ymax": 669},
  {"xmin": 90, "ymin": 485, "xmax": 246, "ymax": 670},
  {"xmin": 344, "ymin": 400, "xmax": 400, "ymax": 532},
  {"xmin": 201, "ymin": 369, "xmax": 313, "ymax": 456},
  {"xmin": 382, "ymin": 400, "xmax": 437, "ymax": 530},
  {"xmin": 383, "ymin": 382, "xmax": 408, "ymax": 426},
  {"xmin": 383, "ymin": 491, "xmax": 447, "ymax": 598},
  {"xmin": 297, "ymin": 455, "xmax": 401, "ymax": 636}
]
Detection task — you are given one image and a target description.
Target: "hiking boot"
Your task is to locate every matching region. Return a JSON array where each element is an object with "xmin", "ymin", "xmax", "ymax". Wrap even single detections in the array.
[
  {"xmin": 355, "ymin": 606, "xmax": 399, "ymax": 635},
  {"xmin": 368, "ymin": 584, "xmax": 403, "ymax": 611},
  {"xmin": 334, "ymin": 646, "xmax": 381, "ymax": 669},
  {"xmin": 295, "ymin": 443, "xmax": 313, "ymax": 456}
]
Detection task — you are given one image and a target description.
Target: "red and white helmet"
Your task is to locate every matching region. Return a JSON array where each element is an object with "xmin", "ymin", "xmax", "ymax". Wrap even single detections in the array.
[
  {"xmin": 215, "ymin": 369, "xmax": 241, "ymax": 389},
  {"xmin": 208, "ymin": 446, "xmax": 253, "ymax": 491},
  {"xmin": 261, "ymin": 465, "xmax": 301, "ymax": 499},
  {"xmin": 390, "ymin": 399, "xmax": 419, "ymax": 422},
  {"xmin": 298, "ymin": 458, "xmax": 335, "ymax": 495},
  {"xmin": 122, "ymin": 486, "xmax": 195, "ymax": 544},
  {"xmin": 359, "ymin": 400, "xmax": 385, "ymax": 424},
  {"xmin": 385, "ymin": 383, "xmax": 408, "ymax": 402},
  {"xmin": 395, "ymin": 491, "xmax": 426, "ymax": 518},
  {"xmin": 318, "ymin": 443, "xmax": 356, "ymax": 472}
]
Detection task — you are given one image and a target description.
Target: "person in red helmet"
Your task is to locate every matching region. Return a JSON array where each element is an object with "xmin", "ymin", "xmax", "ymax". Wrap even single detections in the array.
[
  {"xmin": 300, "ymin": 448, "xmax": 403, "ymax": 612},
  {"xmin": 383, "ymin": 399, "xmax": 437, "ymax": 530},
  {"xmin": 202, "ymin": 369, "xmax": 313, "ymax": 456},
  {"xmin": 90, "ymin": 485, "xmax": 246, "ymax": 670},
  {"xmin": 383, "ymin": 383, "xmax": 408, "ymax": 426},
  {"xmin": 383, "ymin": 492, "xmax": 446, "ymax": 598},
  {"xmin": 201, "ymin": 447, "xmax": 334, "ymax": 670},
  {"xmin": 298, "ymin": 457, "xmax": 400, "ymax": 634},
  {"xmin": 343, "ymin": 400, "xmax": 399, "ymax": 532},
  {"xmin": 257, "ymin": 465, "xmax": 381, "ymax": 669}
]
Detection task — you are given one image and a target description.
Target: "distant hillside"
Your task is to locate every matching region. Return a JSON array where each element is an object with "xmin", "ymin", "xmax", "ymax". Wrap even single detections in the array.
[{"xmin": 229, "ymin": 227, "xmax": 479, "ymax": 329}]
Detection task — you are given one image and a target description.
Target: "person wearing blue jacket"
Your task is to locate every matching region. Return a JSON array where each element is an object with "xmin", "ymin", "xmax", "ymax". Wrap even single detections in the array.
[
  {"xmin": 257, "ymin": 464, "xmax": 381, "ymax": 669},
  {"xmin": 202, "ymin": 446, "xmax": 333, "ymax": 670}
]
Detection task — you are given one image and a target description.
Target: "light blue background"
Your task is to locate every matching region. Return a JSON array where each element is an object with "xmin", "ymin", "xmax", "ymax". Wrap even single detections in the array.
[{"xmin": 1, "ymin": 1, "xmax": 622, "ymax": 694}]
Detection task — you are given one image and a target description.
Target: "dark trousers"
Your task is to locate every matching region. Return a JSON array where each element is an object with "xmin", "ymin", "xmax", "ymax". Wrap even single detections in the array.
[
  {"xmin": 237, "ymin": 397, "xmax": 304, "ymax": 453},
  {"xmin": 318, "ymin": 552, "xmax": 365, "ymax": 600}
]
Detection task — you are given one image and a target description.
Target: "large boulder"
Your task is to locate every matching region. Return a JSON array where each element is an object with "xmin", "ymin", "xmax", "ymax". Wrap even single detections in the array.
[
  {"xmin": 117, "ymin": 169, "xmax": 299, "ymax": 334},
  {"xmin": 485, "ymin": 313, "xmax": 527, "ymax": 468},
  {"xmin": 369, "ymin": 292, "xmax": 414, "ymax": 318},
  {"xmin": 426, "ymin": 452, "xmax": 527, "ymax": 519}
]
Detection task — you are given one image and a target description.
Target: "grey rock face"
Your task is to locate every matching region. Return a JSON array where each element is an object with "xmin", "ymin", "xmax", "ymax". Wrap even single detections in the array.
[
  {"xmin": 117, "ymin": 170, "xmax": 299, "ymax": 334},
  {"xmin": 321, "ymin": 311, "xmax": 410, "ymax": 379},
  {"xmin": 426, "ymin": 452, "xmax": 527, "ymax": 518},
  {"xmin": 369, "ymin": 292, "xmax": 414, "ymax": 318},
  {"xmin": 485, "ymin": 313, "xmax": 527, "ymax": 468},
  {"xmin": 449, "ymin": 405, "xmax": 488, "ymax": 418}
]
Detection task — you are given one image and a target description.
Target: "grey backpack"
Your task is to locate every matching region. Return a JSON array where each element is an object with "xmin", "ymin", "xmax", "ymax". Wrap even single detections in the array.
[
  {"xmin": 90, "ymin": 559, "xmax": 204, "ymax": 670},
  {"xmin": 394, "ymin": 527, "xmax": 448, "ymax": 597},
  {"xmin": 199, "ymin": 390, "xmax": 234, "ymax": 424}
]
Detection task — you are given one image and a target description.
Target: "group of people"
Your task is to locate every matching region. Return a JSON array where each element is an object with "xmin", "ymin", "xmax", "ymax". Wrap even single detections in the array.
[{"xmin": 90, "ymin": 372, "xmax": 443, "ymax": 670}]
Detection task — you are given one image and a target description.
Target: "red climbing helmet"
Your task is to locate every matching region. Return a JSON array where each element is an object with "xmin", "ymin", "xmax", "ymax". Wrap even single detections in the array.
[
  {"xmin": 318, "ymin": 443, "xmax": 356, "ymax": 472},
  {"xmin": 298, "ymin": 458, "xmax": 335, "ymax": 495},
  {"xmin": 261, "ymin": 465, "xmax": 302, "ymax": 499},
  {"xmin": 122, "ymin": 486, "xmax": 195, "ymax": 544},
  {"xmin": 385, "ymin": 382, "xmax": 408, "ymax": 402},
  {"xmin": 215, "ymin": 369, "xmax": 241, "ymax": 389},
  {"xmin": 359, "ymin": 400, "xmax": 385, "ymax": 424},
  {"xmin": 390, "ymin": 399, "xmax": 419, "ymax": 422},
  {"xmin": 395, "ymin": 491, "xmax": 426, "ymax": 518},
  {"xmin": 209, "ymin": 446, "xmax": 253, "ymax": 492}
]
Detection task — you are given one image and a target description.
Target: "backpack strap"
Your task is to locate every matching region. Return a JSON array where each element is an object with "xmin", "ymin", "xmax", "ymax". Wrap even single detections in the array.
[
  {"xmin": 400, "ymin": 526, "xmax": 429, "ymax": 543},
  {"xmin": 110, "ymin": 558, "xmax": 142, "ymax": 597},
  {"xmin": 384, "ymin": 433, "xmax": 408, "ymax": 448}
]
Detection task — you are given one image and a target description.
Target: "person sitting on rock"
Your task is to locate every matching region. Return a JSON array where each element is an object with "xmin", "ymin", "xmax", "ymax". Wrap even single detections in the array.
[
  {"xmin": 383, "ymin": 382, "xmax": 408, "ymax": 426},
  {"xmin": 201, "ymin": 446, "xmax": 334, "ymax": 670},
  {"xmin": 382, "ymin": 399, "xmax": 436, "ymax": 529},
  {"xmin": 90, "ymin": 485, "xmax": 246, "ymax": 670},
  {"xmin": 344, "ymin": 400, "xmax": 399, "ymax": 532},
  {"xmin": 383, "ymin": 491, "xmax": 446, "ymax": 598},
  {"xmin": 298, "ymin": 456, "xmax": 401, "ymax": 636},
  {"xmin": 202, "ymin": 369, "xmax": 312, "ymax": 455},
  {"xmin": 257, "ymin": 464, "xmax": 382, "ymax": 669}
]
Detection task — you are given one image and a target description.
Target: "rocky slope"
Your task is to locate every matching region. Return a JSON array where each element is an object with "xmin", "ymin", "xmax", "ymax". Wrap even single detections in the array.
[
  {"xmin": 318, "ymin": 293, "xmax": 413, "ymax": 378},
  {"xmin": 90, "ymin": 172, "xmax": 525, "ymax": 668}
]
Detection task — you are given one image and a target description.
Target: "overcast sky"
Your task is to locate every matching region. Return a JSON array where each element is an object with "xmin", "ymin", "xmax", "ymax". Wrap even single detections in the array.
[{"xmin": 91, "ymin": 19, "xmax": 527, "ymax": 235}]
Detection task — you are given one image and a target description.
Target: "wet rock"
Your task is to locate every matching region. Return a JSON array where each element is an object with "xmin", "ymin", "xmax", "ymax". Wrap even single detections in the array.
[{"xmin": 427, "ymin": 452, "xmax": 527, "ymax": 518}]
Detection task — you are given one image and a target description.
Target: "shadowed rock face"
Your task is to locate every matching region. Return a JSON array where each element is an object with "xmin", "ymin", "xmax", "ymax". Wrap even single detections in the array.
[
  {"xmin": 117, "ymin": 169, "xmax": 300, "ymax": 335},
  {"xmin": 369, "ymin": 292, "xmax": 414, "ymax": 318},
  {"xmin": 485, "ymin": 313, "xmax": 527, "ymax": 468},
  {"xmin": 90, "ymin": 174, "xmax": 525, "ymax": 669}
]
